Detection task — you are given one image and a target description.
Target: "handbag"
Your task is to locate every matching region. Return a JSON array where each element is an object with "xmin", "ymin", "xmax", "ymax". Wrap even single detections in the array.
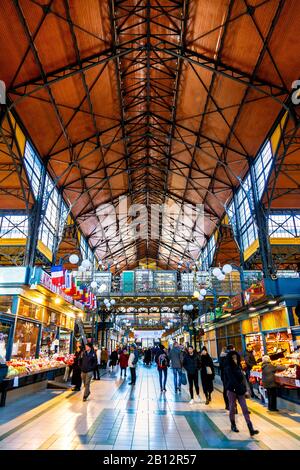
[
  {"xmin": 181, "ymin": 370, "xmax": 187, "ymax": 386},
  {"xmin": 206, "ymin": 366, "xmax": 213, "ymax": 375}
]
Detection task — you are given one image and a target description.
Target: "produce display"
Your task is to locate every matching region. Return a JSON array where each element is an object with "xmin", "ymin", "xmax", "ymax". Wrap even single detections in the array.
[
  {"xmin": 5, "ymin": 354, "xmax": 74, "ymax": 379},
  {"xmin": 250, "ymin": 353, "xmax": 300, "ymax": 388}
]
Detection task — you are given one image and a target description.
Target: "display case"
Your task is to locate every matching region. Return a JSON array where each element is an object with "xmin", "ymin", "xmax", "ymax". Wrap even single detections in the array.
[
  {"xmin": 11, "ymin": 319, "xmax": 40, "ymax": 359},
  {"xmin": 0, "ymin": 319, "xmax": 12, "ymax": 361},
  {"xmin": 59, "ymin": 329, "xmax": 71, "ymax": 355}
]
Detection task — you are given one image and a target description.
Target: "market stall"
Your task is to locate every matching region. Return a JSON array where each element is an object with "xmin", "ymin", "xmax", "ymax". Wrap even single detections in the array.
[
  {"xmin": 249, "ymin": 351, "xmax": 300, "ymax": 405},
  {"xmin": 0, "ymin": 354, "xmax": 74, "ymax": 407}
]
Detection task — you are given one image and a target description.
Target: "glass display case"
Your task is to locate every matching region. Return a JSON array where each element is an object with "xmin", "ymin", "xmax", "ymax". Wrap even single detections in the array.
[
  {"xmin": 59, "ymin": 329, "xmax": 71, "ymax": 355},
  {"xmin": 11, "ymin": 319, "xmax": 40, "ymax": 359},
  {"xmin": 0, "ymin": 319, "xmax": 12, "ymax": 361}
]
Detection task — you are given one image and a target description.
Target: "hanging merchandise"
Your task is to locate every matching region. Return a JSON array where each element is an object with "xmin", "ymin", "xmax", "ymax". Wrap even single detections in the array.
[{"xmin": 51, "ymin": 265, "xmax": 64, "ymax": 286}]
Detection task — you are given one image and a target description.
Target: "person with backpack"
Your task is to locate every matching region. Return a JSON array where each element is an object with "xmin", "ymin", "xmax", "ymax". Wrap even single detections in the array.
[
  {"xmin": 155, "ymin": 344, "xmax": 170, "ymax": 392},
  {"xmin": 78, "ymin": 343, "xmax": 97, "ymax": 402},
  {"xmin": 183, "ymin": 345, "xmax": 201, "ymax": 404}
]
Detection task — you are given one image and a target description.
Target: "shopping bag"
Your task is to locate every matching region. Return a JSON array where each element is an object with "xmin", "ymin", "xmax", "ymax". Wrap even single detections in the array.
[{"xmin": 181, "ymin": 370, "xmax": 187, "ymax": 386}]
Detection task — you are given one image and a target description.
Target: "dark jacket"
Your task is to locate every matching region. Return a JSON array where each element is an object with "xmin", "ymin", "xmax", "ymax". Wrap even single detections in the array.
[
  {"xmin": 200, "ymin": 353, "xmax": 215, "ymax": 393},
  {"xmin": 224, "ymin": 350, "xmax": 246, "ymax": 396},
  {"xmin": 183, "ymin": 352, "xmax": 200, "ymax": 375},
  {"xmin": 110, "ymin": 351, "xmax": 119, "ymax": 365},
  {"xmin": 262, "ymin": 362, "xmax": 286, "ymax": 388},
  {"xmin": 244, "ymin": 350, "xmax": 257, "ymax": 371},
  {"xmin": 155, "ymin": 348, "xmax": 170, "ymax": 369},
  {"xmin": 219, "ymin": 352, "xmax": 227, "ymax": 382},
  {"xmin": 79, "ymin": 349, "xmax": 97, "ymax": 373}
]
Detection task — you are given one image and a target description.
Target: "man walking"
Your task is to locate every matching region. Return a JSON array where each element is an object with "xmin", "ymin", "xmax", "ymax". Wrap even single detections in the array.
[
  {"xmin": 79, "ymin": 343, "xmax": 97, "ymax": 402},
  {"xmin": 169, "ymin": 341, "xmax": 183, "ymax": 392},
  {"xmin": 128, "ymin": 344, "xmax": 138, "ymax": 385}
]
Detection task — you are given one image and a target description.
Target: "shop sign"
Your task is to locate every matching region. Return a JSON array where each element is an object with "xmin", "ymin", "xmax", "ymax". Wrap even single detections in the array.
[
  {"xmin": 0, "ymin": 267, "xmax": 27, "ymax": 285},
  {"xmin": 231, "ymin": 294, "xmax": 243, "ymax": 310},
  {"xmin": 244, "ymin": 280, "xmax": 265, "ymax": 304},
  {"xmin": 251, "ymin": 316, "xmax": 260, "ymax": 333},
  {"xmin": 39, "ymin": 271, "xmax": 73, "ymax": 303}
]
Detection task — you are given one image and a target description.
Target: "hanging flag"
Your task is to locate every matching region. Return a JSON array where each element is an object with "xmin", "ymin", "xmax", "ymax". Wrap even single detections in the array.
[
  {"xmin": 51, "ymin": 265, "xmax": 64, "ymax": 286},
  {"xmin": 64, "ymin": 270, "xmax": 72, "ymax": 291}
]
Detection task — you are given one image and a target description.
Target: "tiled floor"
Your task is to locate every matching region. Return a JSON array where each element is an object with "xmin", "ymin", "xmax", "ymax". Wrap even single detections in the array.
[{"xmin": 0, "ymin": 364, "xmax": 299, "ymax": 450}]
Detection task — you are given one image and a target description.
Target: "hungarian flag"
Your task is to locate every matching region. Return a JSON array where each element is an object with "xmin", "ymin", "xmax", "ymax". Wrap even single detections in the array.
[{"xmin": 51, "ymin": 265, "xmax": 64, "ymax": 286}]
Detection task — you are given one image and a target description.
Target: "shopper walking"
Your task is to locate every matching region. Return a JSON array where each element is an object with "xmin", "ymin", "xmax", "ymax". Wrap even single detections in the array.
[
  {"xmin": 200, "ymin": 346, "xmax": 215, "ymax": 404},
  {"xmin": 219, "ymin": 346, "xmax": 229, "ymax": 409},
  {"xmin": 78, "ymin": 343, "xmax": 97, "ymax": 402},
  {"xmin": 93, "ymin": 346, "xmax": 100, "ymax": 380},
  {"xmin": 109, "ymin": 348, "xmax": 119, "ymax": 373},
  {"xmin": 155, "ymin": 344, "xmax": 170, "ymax": 392},
  {"xmin": 169, "ymin": 341, "xmax": 183, "ymax": 392},
  {"xmin": 100, "ymin": 347, "xmax": 108, "ymax": 369},
  {"xmin": 128, "ymin": 344, "xmax": 138, "ymax": 385},
  {"xmin": 224, "ymin": 350, "xmax": 259, "ymax": 436},
  {"xmin": 183, "ymin": 345, "xmax": 201, "ymax": 404},
  {"xmin": 244, "ymin": 345, "xmax": 257, "ymax": 398},
  {"xmin": 261, "ymin": 355, "xmax": 286, "ymax": 412},
  {"xmin": 119, "ymin": 348, "xmax": 129, "ymax": 378},
  {"xmin": 71, "ymin": 344, "xmax": 82, "ymax": 391}
]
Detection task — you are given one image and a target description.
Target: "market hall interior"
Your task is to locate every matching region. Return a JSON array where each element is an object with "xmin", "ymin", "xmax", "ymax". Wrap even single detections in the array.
[{"xmin": 0, "ymin": 0, "xmax": 300, "ymax": 453}]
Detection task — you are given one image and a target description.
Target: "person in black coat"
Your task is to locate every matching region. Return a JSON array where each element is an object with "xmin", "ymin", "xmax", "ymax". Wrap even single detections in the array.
[
  {"xmin": 109, "ymin": 349, "xmax": 119, "ymax": 372},
  {"xmin": 78, "ymin": 343, "xmax": 97, "ymax": 401},
  {"xmin": 200, "ymin": 346, "xmax": 215, "ymax": 404},
  {"xmin": 183, "ymin": 346, "xmax": 201, "ymax": 403},
  {"xmin": 71, "ymin": 344, "xmax": 82, "ymax": 391},
  {"xmin": 224, "ymin": 350, "xmax": 259, "ymax": 436}
]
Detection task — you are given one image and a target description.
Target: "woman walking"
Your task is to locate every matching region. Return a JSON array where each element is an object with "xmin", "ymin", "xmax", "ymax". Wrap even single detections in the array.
[
  {"xmin": 200, "ymin": 347, "xmax": 215, "ymax": 405},
  {"xmin": 183, "ymin": 346, "xmax": 201, "ymax": 404},
  {"xmin": 261, "ymin": 355, "xmax": 286, "ymax": 412},
  {"xmin": 71, "ymin": 343, "xmax": 82, "ymax": 391},
  {"xmin": 224, "ymin": 350, "xmax": 259, "ymax": 436}
]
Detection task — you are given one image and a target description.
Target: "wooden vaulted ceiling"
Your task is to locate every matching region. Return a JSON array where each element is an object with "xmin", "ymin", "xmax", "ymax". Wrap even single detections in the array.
[{"xmin": 0, "ymin": 0, "xmax": 300, "ymax": 269}]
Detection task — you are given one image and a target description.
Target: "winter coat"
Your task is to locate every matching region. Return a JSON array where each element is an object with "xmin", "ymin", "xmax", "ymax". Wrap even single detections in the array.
[
  {"xmin": 101, "ymin": 350, "xmax": 109, "ymax": 362},
  {"xmin": 262, "ymin": 363, "xmax": 286, "ymax": 388},
  {"xmin": 183, "ymin": 352, "xmax": 200, "ymax": 375},
  {"xmin": 200, "ymin": 353, "xmax": 215, "ymax": 393},
  {"xmin": 244, "ymin": 351, "xmax": 257, "ymax": 371},
  {"xmin": 169, "ymin": 346, "xmax": 183, "ymax": 369},
  {"xmin": 219, "ymin": 352, "xmax": 227, "ymax": 382},
  {"xmin": 119, "ymin": 351, "xmax": 129, "ymax": 368},
  {"xmin": 223, "ymin": 350, "xmax": 246, "ymax": 396},
  {"xmin": 79, "ymin": 349, "xmax": 97, "ymax": 373},
  {"xmin": 109, "ymin": 351, "xmax": 119, "ymax": 366}
]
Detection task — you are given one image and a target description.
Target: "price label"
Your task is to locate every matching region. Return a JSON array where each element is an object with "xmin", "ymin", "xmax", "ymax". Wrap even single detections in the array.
[
  {"xmin": 13, "ymin": 377, "xmax": 19, "ymax": 388},
  {"xmin": 295, "ymin": 380, "xmax": 300, "ymax": 388}
]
